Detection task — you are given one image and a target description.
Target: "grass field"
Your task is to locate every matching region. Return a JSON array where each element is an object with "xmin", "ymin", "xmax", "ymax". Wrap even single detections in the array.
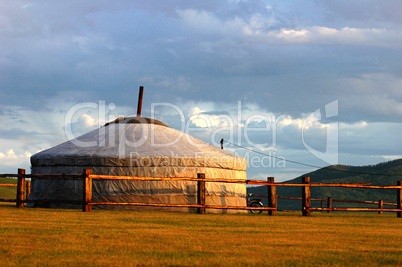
[
  {"xmin": 0, "ymin": 205, "xmax": 401, "ymax": 266},
  {"xmin": 0, "ymin": 178, "xmax": 17, "ymax": 200}
]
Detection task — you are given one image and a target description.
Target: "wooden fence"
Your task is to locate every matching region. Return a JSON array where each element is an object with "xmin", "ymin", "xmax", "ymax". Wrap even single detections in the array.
[
  {"xmin": 1, "ymin": 169, "xmax": 401, "ymax": 217},
  {"xmin": 275, "ymin": 196, "xmax": 398, "ymax": 215},
  {"xmin": 0, "ymin": 169, "xmax": 31, "ymax": 204}
]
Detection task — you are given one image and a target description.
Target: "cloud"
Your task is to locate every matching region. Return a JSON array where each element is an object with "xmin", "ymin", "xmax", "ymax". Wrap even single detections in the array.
[
  {"xmin": 0, "ymin": 149, "xmax": 17, "ymax": 159},
  {"xmin": 340, "ymin": 121, "xmax": 368, "ymax": 129},
  {"xmin": 339, "ymin": 121, "xmax": 402, "ymax": 156},
  {"xmin": 0, "ymin": 148, "xmax": 32, "ymax": 172},
  {"xmin": 137, "ymin": 75, "xmax": 192, "ymax": 92},
  {"xmin": 0, "ymin": 1, "xmax": 401, "ymax": 176},
  {"xmin": 78, "ymin": 114, "xmax": 98, "ymax": 127},
  {"xmin": 176, "ymin": 7, "xmax": 401, "ymax": 47},
  {"xmin": 380, "ymin": 155, "xmax": 402, "ymax": 161},
  {"xmin": 317, "ymin": 0, "xmax": 402, "ymax": 25},
  {"xmin": 245, "ymin": 26, "xmax": 401, "ymax": 47},
  {"xmin": 177, "ymin": 8, "xmax": 247, "ymax": 37},
  {"xmin": 189, "ymin": 107, "xmax": 231, "ymax": 128},
  {"xmin": 336, "ymin": 73, "xmax": 402, "ymax": 122}
]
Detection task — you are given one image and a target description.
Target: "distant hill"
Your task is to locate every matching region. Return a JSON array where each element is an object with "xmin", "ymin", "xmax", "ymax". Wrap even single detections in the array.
[{"xmin": 248, "ymin": 158, "xmax": 402, "ymax": 211}]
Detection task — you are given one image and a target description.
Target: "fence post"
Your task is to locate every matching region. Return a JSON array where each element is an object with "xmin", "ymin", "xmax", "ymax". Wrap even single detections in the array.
[
  {"xmin": 397, "ymin": 181, "xmax": 402, "ymax": 218},
  {"xmin": 327, "ymin": 197, "xmax": 332, "ymax": 213},
  {"xmin": 378, "ymin": 199, "xmax": 383, "ymax": 215},
  {"xmin": 267, "ymin": 177, "xmax": 277, "ymax": 215},
  {"xmin": 83, "ymin": 169, "xmax": 92, "ymax": 212},
  {"xmin": 302, "ymin": 177, "xmax": 311, "ymax": 216},
  {"xmin": 16, "ymin": 169, "xmax": 26, "ymax": 208},
  {"xmin": 26, "ymin": 181, "xmax": 31, "ymax": 200},
  {"xmin": 197, "ymin": 173, "xmax": 206, "ymax": 214}
]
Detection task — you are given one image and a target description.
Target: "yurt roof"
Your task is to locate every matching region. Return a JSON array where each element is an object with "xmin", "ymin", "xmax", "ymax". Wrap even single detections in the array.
[{"xmin": 31, "ymin": 117, "xmax": 246, "ymax": 170}]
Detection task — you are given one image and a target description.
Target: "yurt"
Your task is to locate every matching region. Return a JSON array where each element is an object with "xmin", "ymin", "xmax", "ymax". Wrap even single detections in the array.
[{"xmin": 29, "ymin": 116, "xmax": 247, "ymax": 213}]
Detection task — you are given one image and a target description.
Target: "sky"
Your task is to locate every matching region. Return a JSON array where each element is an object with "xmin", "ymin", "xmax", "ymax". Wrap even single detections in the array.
[{"xmin": 0, "ymin": 0, "xmax": 401, "ymax": 181}]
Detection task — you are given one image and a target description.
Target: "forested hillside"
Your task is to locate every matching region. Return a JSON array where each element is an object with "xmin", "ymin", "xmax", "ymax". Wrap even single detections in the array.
[{"xmin": 248, "ymin": 159, "xmax": 402, "ymax": 211}]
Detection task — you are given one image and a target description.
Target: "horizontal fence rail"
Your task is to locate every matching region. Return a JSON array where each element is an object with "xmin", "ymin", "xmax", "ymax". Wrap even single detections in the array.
[
  {"xmin": 0, "ymin": 172, "xmax": 30, "ymax": 205},
  {"xmin": 276, "ymin": 195, "xmax": 397, "ymax": 206},
  {"xmin": 309, "ymin": 207, "xmax": 402, "ymax": 212},
  {"xmin": 1, "ymin": 169, "xmax": 401, "ymax": 217}
]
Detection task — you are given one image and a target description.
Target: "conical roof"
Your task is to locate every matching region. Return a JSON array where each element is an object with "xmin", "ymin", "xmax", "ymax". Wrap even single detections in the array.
[{"xmin": 31, "ymin": 117, "xmax": 246, "ymax": 171}]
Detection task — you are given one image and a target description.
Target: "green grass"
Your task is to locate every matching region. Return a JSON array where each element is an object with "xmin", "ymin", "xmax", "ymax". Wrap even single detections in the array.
[
  {"xmin": 0, "ymin": 206, "xmax": 401, "ymax": 266},
  {"xmin": 0, "ymin": 178, "xmax": 17, "ymax": 200}
]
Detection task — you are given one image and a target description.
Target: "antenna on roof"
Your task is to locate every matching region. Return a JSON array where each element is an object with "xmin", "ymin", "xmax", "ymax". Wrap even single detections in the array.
[{"xmin": 137, "ymin": 86, "xmax": 144, "ymax": 117}]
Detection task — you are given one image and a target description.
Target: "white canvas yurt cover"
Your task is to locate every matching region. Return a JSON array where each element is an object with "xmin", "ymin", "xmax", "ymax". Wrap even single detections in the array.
[{"xmin": 29, "ymin": 117, "xmax": 247, "ymax": 212}]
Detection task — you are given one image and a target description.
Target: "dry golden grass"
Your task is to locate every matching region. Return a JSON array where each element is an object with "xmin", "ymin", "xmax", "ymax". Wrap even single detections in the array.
[{"xmin": 0, "ymin": 205, "xmax": 401, "ymax": 266}]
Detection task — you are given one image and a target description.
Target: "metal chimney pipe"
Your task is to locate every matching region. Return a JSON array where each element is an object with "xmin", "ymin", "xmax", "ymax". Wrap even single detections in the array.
[{"xmin": 137, "ymin": 86, "xmax": 144, "ymax": 117}]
